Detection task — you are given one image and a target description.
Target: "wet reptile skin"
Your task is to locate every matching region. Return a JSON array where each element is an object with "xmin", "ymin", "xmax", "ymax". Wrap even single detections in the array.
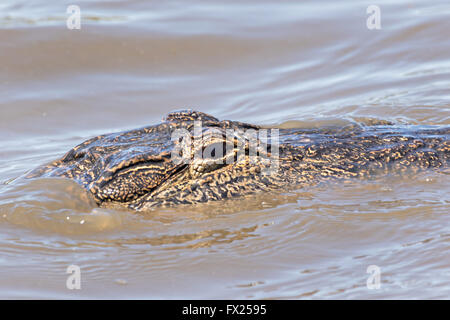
[{"xmin": 27, "ymin": 110, "xmax": 450, "ymax": 211}]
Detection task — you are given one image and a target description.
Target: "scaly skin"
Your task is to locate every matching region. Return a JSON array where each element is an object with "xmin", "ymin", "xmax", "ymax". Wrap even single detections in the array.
[{"xmin": 27, "ymin": 110, "xmax": 450, "ymax": 211}]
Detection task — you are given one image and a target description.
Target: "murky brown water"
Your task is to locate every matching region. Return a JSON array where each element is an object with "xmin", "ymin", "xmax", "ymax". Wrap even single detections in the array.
[{"xmin": 1, "ymin": 0, "xmax": 449, "ymax": 299}]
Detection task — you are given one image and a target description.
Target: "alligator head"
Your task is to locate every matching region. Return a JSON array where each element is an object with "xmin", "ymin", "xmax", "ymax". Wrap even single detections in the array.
[
  {"xmin": 27, "ymin": 110, "xmax": 282, "ymax": 210},
  {"xmin": 27, "ymin": 110, "xmax": 449, "ymax": 211}
]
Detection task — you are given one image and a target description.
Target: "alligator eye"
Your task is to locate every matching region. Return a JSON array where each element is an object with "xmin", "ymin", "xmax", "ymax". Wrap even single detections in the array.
[{"xmin": 202, "ymin": 141, "xmax": 234, "ymax": 161}]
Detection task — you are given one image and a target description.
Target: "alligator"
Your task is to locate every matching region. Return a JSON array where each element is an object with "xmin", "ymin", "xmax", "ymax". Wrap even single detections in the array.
[{"xmin": 27, "ymin": 110, "xmax": 450, "ymax": 211}]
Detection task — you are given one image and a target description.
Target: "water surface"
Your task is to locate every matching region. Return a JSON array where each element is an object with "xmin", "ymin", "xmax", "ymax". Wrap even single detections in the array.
[{"xmin": 0, "ymin": 0, "xmax": 449, "ymax": 299}]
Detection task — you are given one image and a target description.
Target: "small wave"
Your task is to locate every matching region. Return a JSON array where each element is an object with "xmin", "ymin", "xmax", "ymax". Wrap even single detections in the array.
[
  {"xmin": 0, "ymin": 178, "xmax": 126, "ymax": 234},
  {"xmin": 0, "ymin": 14, "xmax": 128, "ymax": 28}
]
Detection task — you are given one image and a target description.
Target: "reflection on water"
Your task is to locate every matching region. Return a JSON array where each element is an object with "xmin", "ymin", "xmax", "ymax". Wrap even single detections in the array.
[{"xmin": 0, "ymin": 0, "xmax": 449, "ymax": 299}]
